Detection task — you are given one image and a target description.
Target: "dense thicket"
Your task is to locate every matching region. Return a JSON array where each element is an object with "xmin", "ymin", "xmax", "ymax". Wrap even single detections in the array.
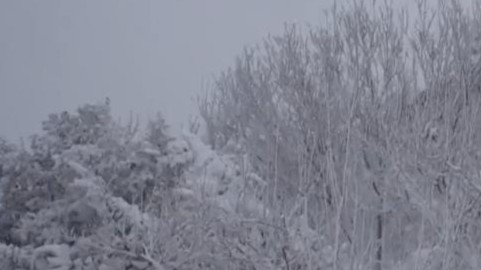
[
  {"xmin": 0, "ymin": 102, "xmax": 266, "ymax": 270},
  {"xmin": 199, "ymin": 0, "xmax": 481, "ymax": 269}
]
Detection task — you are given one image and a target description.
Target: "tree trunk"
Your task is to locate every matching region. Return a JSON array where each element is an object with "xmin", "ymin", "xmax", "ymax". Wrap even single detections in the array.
[
  {"xmin": 373, "ymin": 181, "xmax": 383, "ymax": 270},
  {"xmin": 375, "ymin": 201, "xmax": 383, "ymax": 270}
]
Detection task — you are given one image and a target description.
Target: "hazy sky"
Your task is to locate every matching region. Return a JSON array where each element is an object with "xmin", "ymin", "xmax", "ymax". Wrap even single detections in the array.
[
  {"xmin": 0, "ymin": 0, "xmax": 332, "ymax": 142},
  {"xmin": 0, "ymin": 0, "xmax": 435, "ymax": 143}
]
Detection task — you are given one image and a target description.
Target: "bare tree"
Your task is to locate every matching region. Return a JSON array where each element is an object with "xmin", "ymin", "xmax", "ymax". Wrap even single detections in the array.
[{"xmin": 199, "ymin": 1, "xmax": 481, "ymax": 269}]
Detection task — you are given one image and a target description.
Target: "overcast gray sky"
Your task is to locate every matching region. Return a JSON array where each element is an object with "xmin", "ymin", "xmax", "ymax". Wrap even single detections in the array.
[
  {"xmin": 0, "ymin": 0, "xmax": 332, "ymax": 142},
  {"xmin": 0, "ymin": 0, "xmax": 432, "ymax": 143}
]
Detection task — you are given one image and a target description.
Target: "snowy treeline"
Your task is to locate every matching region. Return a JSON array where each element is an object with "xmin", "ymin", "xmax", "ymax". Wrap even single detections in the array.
[
  {"xmin": 0, "ymin": 102, "xmax": 270, "ymax": 269},
  {"xmin": 2, "ymin": 0, "xmax": 481, "ymax": 269}
]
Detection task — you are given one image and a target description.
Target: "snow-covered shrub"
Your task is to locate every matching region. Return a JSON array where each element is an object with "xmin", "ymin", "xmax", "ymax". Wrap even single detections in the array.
[
  {"xmin": 145, "ymin": 113, "xmax": 172, "ymax": 154},
  {"xmin": 2, "ymin": 163, "xmax": 63, "ymax": 213},
  {"xmin": 41, "ymin": 102, "xmax": 113, "ymax": 152},
  {"xmin": 0, "ymin": 243, "xmax": 30, "ymax": 270}
]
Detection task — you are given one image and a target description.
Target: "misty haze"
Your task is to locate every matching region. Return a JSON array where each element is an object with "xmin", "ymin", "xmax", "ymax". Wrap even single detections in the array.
[{"xmin": 1, "ymin": 1, "xmax": 480, "ymax": 270}]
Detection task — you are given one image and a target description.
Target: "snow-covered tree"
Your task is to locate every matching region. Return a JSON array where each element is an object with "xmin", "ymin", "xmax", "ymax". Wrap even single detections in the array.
[{"xmin": 200, "ymin": 1, "xmax": 481, "ymax": 269}]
